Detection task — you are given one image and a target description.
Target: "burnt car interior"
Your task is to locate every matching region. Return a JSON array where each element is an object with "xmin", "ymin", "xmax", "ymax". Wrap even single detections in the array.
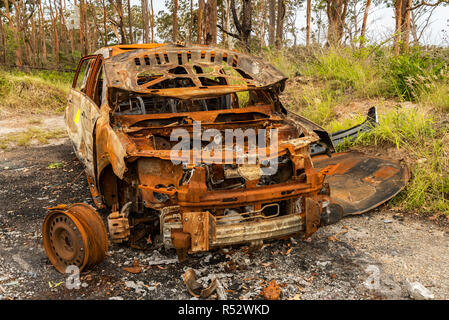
[{"xmin": 110, "ymin": 89, "xmax": 271, "ymax": 116}]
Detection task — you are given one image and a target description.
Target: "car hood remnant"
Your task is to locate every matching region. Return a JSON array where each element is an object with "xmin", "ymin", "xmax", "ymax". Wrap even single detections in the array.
[
  {"xmin": 43, "ymin": 43, "xmax": 409, "ymax": 274},
  {"xmin": 103, "ymin": 45, "xmax": 287, "ymax": 100}
]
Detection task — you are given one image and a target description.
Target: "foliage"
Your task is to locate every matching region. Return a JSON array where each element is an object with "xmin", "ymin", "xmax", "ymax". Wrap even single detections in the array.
[
  {"xmin": 0, "ymin": 68, "xmax": 71, "ymax": 114},
  {"xmin": 386, "ymin": 49, "xmax": 447, "ymax": 101}
]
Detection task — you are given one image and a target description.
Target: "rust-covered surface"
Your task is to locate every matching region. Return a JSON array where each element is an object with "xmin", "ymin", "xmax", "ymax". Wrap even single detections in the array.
[
  {"xmin": 45, "ymin": 43, "xmax": 409, "ymax": 273},
  {"xmin": 103, "ymin": 45, "xmax": 288, "ymax": 99},
  {"xmin": 312, "ymin": 152, "xmax": 410, "ymax": 216}
]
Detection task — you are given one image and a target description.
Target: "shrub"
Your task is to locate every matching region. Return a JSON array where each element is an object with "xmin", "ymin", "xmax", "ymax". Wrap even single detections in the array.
[{"xmin": 387, "ymin": 50, "xmax": 446, "ymax": 101}]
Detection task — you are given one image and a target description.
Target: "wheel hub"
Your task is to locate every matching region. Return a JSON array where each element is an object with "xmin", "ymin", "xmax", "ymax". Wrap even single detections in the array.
[{"xmin": 42, "ymin": 203, "xmax": 108, "ymax": 273}]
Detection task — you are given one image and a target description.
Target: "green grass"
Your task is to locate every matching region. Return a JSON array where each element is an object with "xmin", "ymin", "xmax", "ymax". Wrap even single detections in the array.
[
  {"xmin": 266, "ymin": 47, "xmax": 449, "ymax": 215},
  {"xmin": 0, "ymin": 128, "xmax": 67, "ymax": 149},
  {"xmin": 301, "ymin": 48, "xmax": 389, "ymax": 98},
  {"xmin": 0, "ymin": 68, "xmax": 72, "ymax": 115},
  {"xmin": 47, "ymin": 161, "xmax": 64, "ymax": 169},
  {"xmin": 416, "ymin": 78, "xmax": 449, "ymax": 112},
  {"xmin": 354, "ymin": 108, "xmax": 436, "ymax": 149},
  {"xmin": 332, "ymin": 107, "xmax": 449, "ymax": 215}
]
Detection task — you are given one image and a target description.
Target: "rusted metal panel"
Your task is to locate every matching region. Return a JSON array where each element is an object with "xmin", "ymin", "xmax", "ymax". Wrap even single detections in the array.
[
  {"xmin": 312, "ymin": 152, "xmax": 410, "ymax": 216},
  {"xmin": 103, "ymin": 45, "xmax": 288, "ymax": 100},
  {"xmin": 95, "ymin": 107, "xmax": 128, "ymax": 180},
  {"xmin": 182, "ymin": 211, "xmax": 211, "ymax": 252},
  {"xmin": 211, "ymin": 213, "xmax": 304, "ymax": 247}
]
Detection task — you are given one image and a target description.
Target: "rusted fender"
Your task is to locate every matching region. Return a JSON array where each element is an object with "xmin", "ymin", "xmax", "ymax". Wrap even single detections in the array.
[
  {"xmin": 312, "ymin": 152, "xmax": 410, "ymax": 216},
  {"xmin": 96, "ymin": 105, "xmax": 128, "ymax": 180}
]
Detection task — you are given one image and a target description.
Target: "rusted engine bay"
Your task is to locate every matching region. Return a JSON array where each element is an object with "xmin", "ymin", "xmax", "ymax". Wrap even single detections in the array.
[{"xmin": 43, "ymin": 44, "xmax": 409, "ymax": 273}]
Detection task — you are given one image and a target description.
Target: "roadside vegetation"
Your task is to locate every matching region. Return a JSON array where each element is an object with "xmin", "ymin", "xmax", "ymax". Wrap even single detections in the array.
[
  {"xmin": 268, "ymin": 46, "xmax": 449, "ymax": 216},
  {"xmin": 0, "ymin": 68, "xmax": 72, "ymax": 116},
  {"xmin": 0, "ymin": 127, "xmax": 67, "ymax": 150}
]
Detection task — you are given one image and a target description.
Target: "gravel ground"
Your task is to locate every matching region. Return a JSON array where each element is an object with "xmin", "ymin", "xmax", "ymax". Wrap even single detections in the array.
[{"xmin": 0, "ymin": 141, "xmax": 448, "ymax": 300}]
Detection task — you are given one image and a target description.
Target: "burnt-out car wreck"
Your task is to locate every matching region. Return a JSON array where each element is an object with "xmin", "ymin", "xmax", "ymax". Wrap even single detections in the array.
[{"xmin": 42, "ymin": 44, "xmax": 409, "ymax": 273}]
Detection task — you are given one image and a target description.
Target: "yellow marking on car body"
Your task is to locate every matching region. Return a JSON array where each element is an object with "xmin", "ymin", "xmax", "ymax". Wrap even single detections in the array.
[{"xmin": 74, "ymin": 109, "xmax": 81, "ymax": 124}]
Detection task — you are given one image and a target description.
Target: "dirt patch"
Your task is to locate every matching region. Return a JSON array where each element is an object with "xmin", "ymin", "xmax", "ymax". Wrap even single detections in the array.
[
  {"xmin": 0, "ymin": 142, "xmax": 448, "ymax": 300},
  {"xmin": 0, "ymin": 115, "xmax": 65, "ymax": 136}
]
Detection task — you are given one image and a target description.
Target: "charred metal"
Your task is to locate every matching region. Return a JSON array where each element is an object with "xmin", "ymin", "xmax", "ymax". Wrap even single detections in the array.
[{"xmin": 42, "ymin": 44, "xmax": 409, "ymax": 273}]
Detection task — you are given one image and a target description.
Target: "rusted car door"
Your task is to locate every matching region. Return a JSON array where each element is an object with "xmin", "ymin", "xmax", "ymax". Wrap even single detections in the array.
[{"xmin": 66, "ymin": 55, "xmax": 103, "ymax": 179}]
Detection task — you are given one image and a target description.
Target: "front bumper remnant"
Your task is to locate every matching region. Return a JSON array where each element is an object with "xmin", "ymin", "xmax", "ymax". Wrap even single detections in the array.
[{"xmin": 163, "ymin": 197, "xmax": 323, "ymax": 255}]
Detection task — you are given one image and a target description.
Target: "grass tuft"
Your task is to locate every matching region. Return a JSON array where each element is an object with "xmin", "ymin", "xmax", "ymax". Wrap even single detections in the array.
[{"xmin": 0, "ymin": 128, "xmax": 67, "ymax": 149}]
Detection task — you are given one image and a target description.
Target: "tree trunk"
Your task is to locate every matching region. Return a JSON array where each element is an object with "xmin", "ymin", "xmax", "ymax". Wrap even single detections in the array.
[
  {"xmin": 150, "ymin": 0, "xmax": 154, "ymax": 42},
  {"xmin": 142, "ymin": 0, "xmax": 149, "ymax": 43},
  {"xmin": 401, "ymin": 0, "xmax": 412, "ymax": 53},
  {"xmin": 173, "ymin": 0, "xmax": 178, "ymax": 42},
  {"xmin": 85, "ymin": 0, "xmax": 91, "ymax": 53},
  {"xmin": 49, "ymin": 0, "xmax": 60, "ymax": 64},
  {"xmin": 109, "ymin": 0, "xmax": 127, "ymax": 44},
  {"xmin": 275, "ymin": 0, "xmax": 285, "ymax": 48},
  {"xmin": 127, "ymin": 0, "xmax": 133, "ymax": 43},
  {"xmin": 230, "ymin": 0, "xmax": 252, "ymax": 52},
  {"xmin": 360, "ymin": 0, "xmax": 371, "ymax": 48},
  {"xmin": 38, "ymin": 0, "xmax": 47, "ymax": 63},
  {"xmin": 198, "ymin": 0, "xmax": 204, "ymax": 44},
  {"xmin": 224, "ymin": 0, "xmax": 231, "ymax": 48},
  {"xmin": 4, "ymin": 0, "xmax": 23, "ymax": 66},
  {"xmin": 258, "ymin": 0, "xmax": 266, "ymax": 49},
  {"xmin": 325, "ymin": 0, "xmax": 349, "ymax": 47},
  {"xmin": 204, "ymin": 0, "xmax": 217, "ymax": 45},
  {"xmin": 0, "ymin": 11, "xmax": 6, "ymax": 64},
  {"xmin": 268, "ymin": 0, "xmax": 276, "ymax": 46},
  {"xmin": 90, "ymin": 0, "xmax": 100, "ymax": 50},
  {"xmin": 103, "ymin": 0, "xmax": 108, "ymax": 45},
  {"xmin": 393, "ymin": 0, "xmax": 402, "ymax": 55},
  {"xmin": 79, "ymin": 0, "xmax": 87, "ymax": 55},
  {"xmin": 393, "ymin": 0, "xmax": 413, "ymax": 55},
  {"xmin": 59, "ymin": 0, "xmax": 70, "ymax": 56},
  {"xmin": 306, "ymin": 0, "xmax": 311, "ymax": 49},
  {"xmin": 31, "ymin": 13, "xmax": 38, "ymax": 65},
  {"xmin": 188, "ymin": 0, "xmax": 193, "ymax": 44}
]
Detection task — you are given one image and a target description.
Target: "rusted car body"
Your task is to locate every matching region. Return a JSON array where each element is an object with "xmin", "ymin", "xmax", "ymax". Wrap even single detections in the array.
[{"xmin": 42, "ymin": 44, "xmax": 409, "ymax": 273}]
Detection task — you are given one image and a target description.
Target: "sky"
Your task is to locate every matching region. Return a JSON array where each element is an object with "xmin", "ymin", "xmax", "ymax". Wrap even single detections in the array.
[{"xmin": 148, "ymin": 1, "xmax": 448, "ymax": 46}]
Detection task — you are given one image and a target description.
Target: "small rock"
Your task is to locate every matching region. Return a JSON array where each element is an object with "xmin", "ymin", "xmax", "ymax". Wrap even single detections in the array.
[
  {"xmin": 384, "ymin": 220, "xmax": 393, "ymax": 224},
  {"xmin": 109, "ymin": 296, "xmax": 124, "ymax": 300},
  {"xmin": 405, "ymin": 280, "xmax": 434, "ymax": 300},
  {"xmin": 125, "ymin": 281, "xmax": 146, "ymax": 295},
  {"xmin": 317, "ymin": 261, "xmax": 331, "ymax": 267}
]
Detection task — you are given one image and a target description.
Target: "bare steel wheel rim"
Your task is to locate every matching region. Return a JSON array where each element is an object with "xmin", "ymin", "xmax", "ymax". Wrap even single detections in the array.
[
  {"xmin": 43, "ymin": 211, "xmax": 89, "ymax": 273},
  {"xmin": 51, "ymin": 217, "xmax": 83, "ymax": 263},
  {"xmin": 43, "ymin": 204, "xmax": 108, "ymax": 274}
]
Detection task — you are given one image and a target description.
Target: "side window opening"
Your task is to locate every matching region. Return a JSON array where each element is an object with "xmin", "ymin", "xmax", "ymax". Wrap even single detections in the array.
[
  {"xmin": 73, "ymin": 56, "xmax": 103, "ymax": 107},
  {"xmin": 74, "ymin": 58, "xmax": 95, "ymax": 93},
  {"xmin": 93, "ymin": 65, "xmax": 104, "ymax": 106}
]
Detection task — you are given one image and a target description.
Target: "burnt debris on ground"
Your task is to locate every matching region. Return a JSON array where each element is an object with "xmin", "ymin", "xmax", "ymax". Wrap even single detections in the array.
[{"xmin": 1, "ymin": 142, "xmax": 448, "ymax": 300}]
